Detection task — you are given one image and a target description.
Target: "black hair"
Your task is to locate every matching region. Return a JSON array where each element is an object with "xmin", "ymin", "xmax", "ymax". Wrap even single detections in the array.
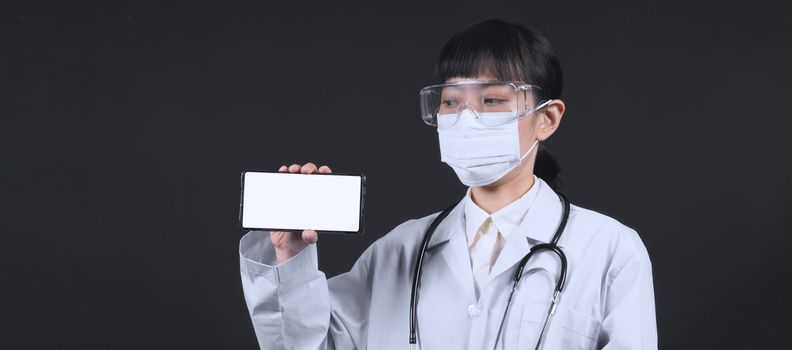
[{"xmin": 435, "ymin": 18, "xmax": 564, "ymax": 191}]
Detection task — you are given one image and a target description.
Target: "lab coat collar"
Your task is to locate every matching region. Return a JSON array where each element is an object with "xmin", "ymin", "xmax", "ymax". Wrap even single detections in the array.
[
  {"xmin": 425, "ymin": 177, "xmax": 566, "ymax": 285},
  {"xmin": 426, "ymin": 177, "xmax": 563, "ymax": 250},
  {"xmin": 462, "ymin": 174, "xmax": 542, "ymax": 244}
]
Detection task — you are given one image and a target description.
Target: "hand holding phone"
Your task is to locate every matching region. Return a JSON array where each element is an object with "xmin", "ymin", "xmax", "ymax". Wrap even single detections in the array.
[
  {"xmin": 270, "ymin": 163, "xmax": 327, "ymax": 263},
  {"xmin": 240, "ymin": 162, "xmax": 365, "ymax": 263}
]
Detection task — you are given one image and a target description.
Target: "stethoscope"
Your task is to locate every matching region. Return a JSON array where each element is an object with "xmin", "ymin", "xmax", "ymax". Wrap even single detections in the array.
[{"xmin": 409, "ymin": 189, "xmax": 570, "ymax": 350}]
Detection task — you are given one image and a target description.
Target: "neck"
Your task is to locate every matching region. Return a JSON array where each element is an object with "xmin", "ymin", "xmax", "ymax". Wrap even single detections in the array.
[{"xmin": 469, "ymin": 163, "xmax": 536, "ymax": 215}]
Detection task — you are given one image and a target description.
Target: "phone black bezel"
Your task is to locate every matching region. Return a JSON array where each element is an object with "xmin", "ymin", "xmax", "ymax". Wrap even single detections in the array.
[{"xmin": 238, "ymin": 170, "xmax": 367, "ymax": 235}]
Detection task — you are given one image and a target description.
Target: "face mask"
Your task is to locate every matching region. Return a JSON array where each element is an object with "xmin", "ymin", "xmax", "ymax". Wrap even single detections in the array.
[{"xmin": 437, "ymin": 110, "xmax": 539, "ymax": 187}]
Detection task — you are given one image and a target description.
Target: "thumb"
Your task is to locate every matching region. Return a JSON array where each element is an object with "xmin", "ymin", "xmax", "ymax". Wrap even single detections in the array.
[{"xmin": 302, "ymin": 229, "xmax": 318, "ymax": 244}]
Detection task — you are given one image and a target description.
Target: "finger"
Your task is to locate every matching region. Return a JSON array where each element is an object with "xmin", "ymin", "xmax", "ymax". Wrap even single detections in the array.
[
  {"xmin": 278, "ymin": 165, "xmax": 287, "ymax": 172},
  {"xmin": 302, "ymin": 229, "xmax": 318, "ymax": 244},
  {"xmin": 318, "ymin": 165, "xmax": 332, "ymax": 174},
  {"xmin": 271, "ymin": 230, "xmax": 300, "ymax": 241},
  {"xmin": 270, "ymin": 230, "xmax": 295, "ymax": 236},
  {"xmin": 269, "ymin": 230, "xmax": 285, "ymax": 245},
  {"xmin": 288, "ymin": 164, "xmax": 300, "ymax": 173},
  {"xmin": 301, "ymin": 162, "xmax": 318, "ymax": 174}
]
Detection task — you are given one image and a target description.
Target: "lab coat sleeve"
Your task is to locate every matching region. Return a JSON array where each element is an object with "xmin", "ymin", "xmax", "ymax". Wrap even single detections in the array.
[
  {"xmin": 598, "ymin": 229, "xmax": 658, "ymax": 350},
  {"xmin": 239, "ymin": 230, "xmax": 374, "ymax": 350}
]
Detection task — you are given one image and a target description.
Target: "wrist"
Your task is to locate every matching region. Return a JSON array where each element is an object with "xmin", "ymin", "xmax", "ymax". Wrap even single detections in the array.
[{"xmin": 274, "ymin": 245, "xmax": 305, "ymax": 264}]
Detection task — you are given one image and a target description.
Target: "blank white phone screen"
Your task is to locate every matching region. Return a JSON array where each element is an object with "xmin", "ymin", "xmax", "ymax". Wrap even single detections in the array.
[{"xmin": 241, "ymin": 172, "xmax": 362, "ymax": 232}]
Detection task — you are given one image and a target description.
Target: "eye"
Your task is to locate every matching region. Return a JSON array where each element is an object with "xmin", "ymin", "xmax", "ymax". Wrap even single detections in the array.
[
  {"xmin": 483, "ymin": 98, "xmax": 507, "ymax": 105},
  {"xmin": 441, "ymin": 99, "xmax": 458, "ymax": 108}
]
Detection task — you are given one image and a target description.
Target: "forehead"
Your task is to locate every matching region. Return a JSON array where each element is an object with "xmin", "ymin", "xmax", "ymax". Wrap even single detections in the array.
[{"xmin": 445, "ymin": 73, "xmax": 499, "ymax": 84}]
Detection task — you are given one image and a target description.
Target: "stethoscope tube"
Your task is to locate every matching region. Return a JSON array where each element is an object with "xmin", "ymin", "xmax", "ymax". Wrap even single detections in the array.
[
  {"xmin": 492, "ymin": 243, "xmax": 568, "ymax": 349},
  {"xmin": 409, "ymin": 190, "xmax": 570, "ymax": 350},
  {"xmin": 409, "ymin": 200, "xmax": 460, "ymax": 349}
]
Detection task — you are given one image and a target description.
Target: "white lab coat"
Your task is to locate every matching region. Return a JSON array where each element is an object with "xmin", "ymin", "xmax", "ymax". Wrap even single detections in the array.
[{"xmin": 239, "ymin": 177, "xmax": 657, "ymax": 349}]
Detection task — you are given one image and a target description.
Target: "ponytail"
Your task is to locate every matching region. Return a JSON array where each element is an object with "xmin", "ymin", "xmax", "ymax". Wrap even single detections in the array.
[{"xmin": 535, "ymin": 144, "xmax": 563, "ymax": 192}]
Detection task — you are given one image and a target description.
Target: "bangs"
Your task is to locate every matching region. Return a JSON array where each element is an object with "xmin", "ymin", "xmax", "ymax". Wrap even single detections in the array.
[
  {"xmin": 435, "ymin": 21, "xmax": 529, "ymax": 84},
  {"xmin": 432, "ymin": 19, "xmax": 563, "ymax": 102}
]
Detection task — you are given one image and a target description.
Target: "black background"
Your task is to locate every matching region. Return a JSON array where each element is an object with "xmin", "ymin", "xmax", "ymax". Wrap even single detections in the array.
[{"xmin": 2, "ymin": 1, "xmax": 791, "ymax": 349}]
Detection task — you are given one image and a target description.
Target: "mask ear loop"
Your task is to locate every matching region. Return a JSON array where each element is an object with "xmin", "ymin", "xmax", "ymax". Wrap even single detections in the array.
[
  {"xmin": 516, "ymin": 98, "xmax": 551, "ymax": 161},
  {"xmin": 519, "ymin": 140, "xmax": 540, "ymax": 161}
]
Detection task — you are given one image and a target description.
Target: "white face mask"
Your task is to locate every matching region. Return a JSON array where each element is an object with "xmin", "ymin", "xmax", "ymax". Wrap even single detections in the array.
[{"xmin": 437, "ymin": 110, "xmax": 539, "ymax": 187}]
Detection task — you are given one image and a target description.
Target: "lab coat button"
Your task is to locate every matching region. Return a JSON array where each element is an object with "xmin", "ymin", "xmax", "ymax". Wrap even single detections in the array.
[{"xmin": 467, "ymin": 304, "xmax": 480, "ymax": 316}]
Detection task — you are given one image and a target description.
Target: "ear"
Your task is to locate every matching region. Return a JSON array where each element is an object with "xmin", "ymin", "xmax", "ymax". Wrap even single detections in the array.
[{"xmin": 535, "ymin": 99, "xmax": 565, "ymax": 141}]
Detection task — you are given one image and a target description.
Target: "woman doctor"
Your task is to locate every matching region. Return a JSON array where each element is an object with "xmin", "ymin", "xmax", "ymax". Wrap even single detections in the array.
[{"xmin": 239, "ymin": 19, "xmax": 657, "ymax": 349}]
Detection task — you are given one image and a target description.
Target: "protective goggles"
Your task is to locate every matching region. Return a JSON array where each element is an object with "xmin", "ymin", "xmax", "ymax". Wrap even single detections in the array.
[{"xmin": 419, "ymin": 80, "xmax": 551, "ymax": 127}]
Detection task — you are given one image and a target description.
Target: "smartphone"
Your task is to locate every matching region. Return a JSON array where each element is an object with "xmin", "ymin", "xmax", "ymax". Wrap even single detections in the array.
[{"xmin": 239, "ymin": 170, "xmax": 366, "ymax": 234}]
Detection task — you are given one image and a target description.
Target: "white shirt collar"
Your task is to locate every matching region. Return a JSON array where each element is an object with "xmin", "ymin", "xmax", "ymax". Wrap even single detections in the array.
[{"xmin": 463, "ymin": 175, "xmax": 543, "ymax": 244}]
